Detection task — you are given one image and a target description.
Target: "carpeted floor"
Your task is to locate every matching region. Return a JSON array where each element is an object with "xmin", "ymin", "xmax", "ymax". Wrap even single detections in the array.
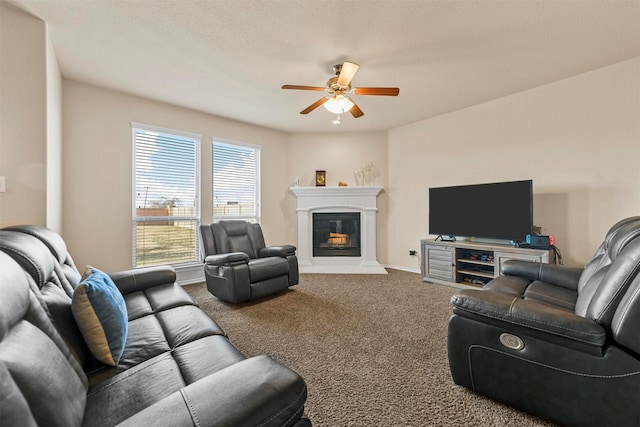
[{"xmin": 184, "ymin": 269, "xmax": 554, "ymax": 427}]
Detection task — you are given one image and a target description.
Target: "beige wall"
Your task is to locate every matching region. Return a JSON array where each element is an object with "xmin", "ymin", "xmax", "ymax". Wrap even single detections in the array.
[
  {"xmin": 0, "ymin": 4, "xmax": 48, "ymax": 227},
  {"xmin": 284, "ymin": 131, "xmax": 388, "ymax": 263},
  {"xmin": 63, "ymin": 80, "xmax": 288, "ymax": 272},
  {"xmin": 4, "ymin": 6, "xmax": 638, "ymax": 276},
  {"xmin": 388, "ymin": 58, "xmax": 640, "ymax": 270}
]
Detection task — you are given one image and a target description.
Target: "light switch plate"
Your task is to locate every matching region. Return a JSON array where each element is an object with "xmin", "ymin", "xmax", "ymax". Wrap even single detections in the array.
[{"xmin": 0, "ymin": 176, "xmax": 6, "ymax": 193}]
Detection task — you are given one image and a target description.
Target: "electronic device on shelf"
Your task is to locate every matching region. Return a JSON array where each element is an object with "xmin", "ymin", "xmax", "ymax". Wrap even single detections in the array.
[
  {"xmin": 523, "ymin": 234, "xmax": 554, "ymax": 249},
  {"xmin": 428, "ymin": 179, "xmax": 533, "ymax": 242}
]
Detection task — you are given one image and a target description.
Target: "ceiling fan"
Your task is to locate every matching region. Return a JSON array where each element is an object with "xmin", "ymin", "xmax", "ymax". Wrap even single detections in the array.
[{"xmin": 281, "ymin": 61, "xmax": 399, "ymax": 121}]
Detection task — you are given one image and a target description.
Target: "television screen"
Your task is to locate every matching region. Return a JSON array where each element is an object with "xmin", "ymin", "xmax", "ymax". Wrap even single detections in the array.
[{"xmin": 429, "ymin": 180, "xmax": 533, "ymax": 242}]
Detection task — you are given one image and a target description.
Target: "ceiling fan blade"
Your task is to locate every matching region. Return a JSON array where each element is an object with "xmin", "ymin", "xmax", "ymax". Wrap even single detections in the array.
[
  {"xmin": 352, "ymin": 87, "xmax": 400, "ymax": 96},
  {"xmin": 300, "ymin": 97, "xmax": 329, "ymax": 114},
  {"xmin": 282, "ymin": 85, "xmax": 327, "ymax": 91},
  {"xmin": 337, "ymin": 61, "xmax": 359, "ymax": 86},
  {"xmin": 347, "ymin": 97, "xmax": 364, "ymax": 118}
]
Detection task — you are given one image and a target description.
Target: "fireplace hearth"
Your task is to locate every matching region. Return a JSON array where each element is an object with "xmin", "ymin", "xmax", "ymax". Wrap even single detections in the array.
[{"xmin": 313, "ymin": 212, "xmax": 361, "ymax": 257}]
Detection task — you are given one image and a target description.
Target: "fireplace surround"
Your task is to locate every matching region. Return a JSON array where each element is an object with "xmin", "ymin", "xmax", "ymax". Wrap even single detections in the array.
[{"xmin": 290, "ymin": 186, "xmax": 386, "ymax": 274}]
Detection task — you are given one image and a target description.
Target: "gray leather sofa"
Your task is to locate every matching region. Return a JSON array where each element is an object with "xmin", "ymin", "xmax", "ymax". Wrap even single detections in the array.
[
  {"xmin": 200, "ymin": 221, "xmax": 299, "ymax": 303},
  {"xmin": 447, "ymin": 217, "xmax": 640, "ymax": 426},
  {"xmin": 0, "ymin": 225, "xmax": 311, "ymax": 427}
]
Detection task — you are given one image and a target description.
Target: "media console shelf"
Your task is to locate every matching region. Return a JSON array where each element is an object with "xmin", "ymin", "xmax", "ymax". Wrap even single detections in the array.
[{"xmin": 420, "ymin": 239, "xmax": 552, "ymax": 288}]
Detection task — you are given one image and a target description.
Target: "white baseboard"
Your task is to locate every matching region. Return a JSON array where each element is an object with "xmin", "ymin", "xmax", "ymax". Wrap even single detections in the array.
[{"xmin": 175, "ymin": 263, "xmax": 204, "ymax": 286}]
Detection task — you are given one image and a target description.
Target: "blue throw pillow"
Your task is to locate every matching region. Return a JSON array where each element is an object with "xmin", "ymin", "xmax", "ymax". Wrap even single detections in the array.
[{"xmin": 72, "ymin": 266, "xmax": 128, "ymax": 366}]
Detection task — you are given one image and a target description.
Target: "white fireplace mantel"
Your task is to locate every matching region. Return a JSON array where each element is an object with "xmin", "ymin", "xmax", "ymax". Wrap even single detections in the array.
[{"xmin": 290, "ymin": 186, "xmax": 386, "ymax": 274}]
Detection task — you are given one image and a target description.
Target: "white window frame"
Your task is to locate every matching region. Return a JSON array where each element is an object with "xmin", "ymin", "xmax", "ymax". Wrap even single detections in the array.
[
  {"xmin": 132, "ymin": 122, "xmax": 202, "ymax": 268},
  {"xmin": 212, "ymin": 138, "xmax": 261, "ymax": 223}
]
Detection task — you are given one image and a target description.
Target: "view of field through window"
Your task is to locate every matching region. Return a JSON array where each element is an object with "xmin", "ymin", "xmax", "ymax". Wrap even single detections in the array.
[
  {"xmin": 213, "ymin": 140, "xmax": 260, "ymax": 223},
  {"xmin": 133, "ymin": 127, "xmax": 200, "ymax": 267}
]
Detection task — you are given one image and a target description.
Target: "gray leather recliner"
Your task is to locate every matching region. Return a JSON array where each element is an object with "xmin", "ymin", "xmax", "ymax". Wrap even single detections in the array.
[
  {"xmin": 447, "ymin": 216, "xmax": 640, "ymax": 426},
  {"xmin": 199, "ymin": 221, "xmax": 299, "ymax": 303}
]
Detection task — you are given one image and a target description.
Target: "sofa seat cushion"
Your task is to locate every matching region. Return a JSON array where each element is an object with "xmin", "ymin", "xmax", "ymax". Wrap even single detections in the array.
[
  {"xmin": 524, "ymin": 281, "xmax": 577, "ymax": 311},
  {"xmin": 123, "ymin": 291, "xmax": 156, "ymax": 320},
  {"xmin": 85, "ymin": 305, "xmax": 227, "ymax": 386},
  {"xmin": 482, "ymin": 275, "xmax": 577, "ymax": 312},
  {"xmin": 157, "ymin": 304, "xmax": 227, "ymax": 347},
  {"xmin": 249, "ymin": 257, "xmax": 289, "ymax": 283},
  {"xmin": 483, "ymin": 275, "xmax": 531, "ymax": 295},
  {"xmin": 83, "ymin": 336, "xmax": 246, "ymax": 427},
  {"xmin": 124, "ymin": 282, "xmax": 196, "ymax": 321},
  {"xmin": 126, "ymin": 304, "xmax": 226, "ymax": 359},
  {"xmin": 84, "ymin": 352, "xmax": 185, "ymax": 427},
  {"xmin": 117, "ymin": 355, "xmax": 308, "ymax": 427},
  {"xmin": 173, "ymin": 335, "xmax": 246, "ymax": 383}
]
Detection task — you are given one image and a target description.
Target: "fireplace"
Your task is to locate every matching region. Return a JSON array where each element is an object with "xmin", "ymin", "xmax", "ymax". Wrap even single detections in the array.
[
  {"xmin": 290, "ymin": 185, "xmax": 386, "ymax": 274},
  {"xmin": 313, "ymin": 212, "xmax": 361, "ymax": 257}
]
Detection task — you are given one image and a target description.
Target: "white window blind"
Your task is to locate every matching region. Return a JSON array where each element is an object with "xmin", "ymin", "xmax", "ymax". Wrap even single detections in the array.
[
  {"xmin": 132, "ymin": 124, "xmax": 201, "ymax": 268},
  {"xmin": 212, "ymin": 140, "xmax": 261, "ymax": 223}
]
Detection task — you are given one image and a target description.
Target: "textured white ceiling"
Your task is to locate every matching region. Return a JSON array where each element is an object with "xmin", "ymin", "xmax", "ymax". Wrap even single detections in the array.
[{"xmin": 8, "ymin": 0, "xmax": 640, "ymax": 133}]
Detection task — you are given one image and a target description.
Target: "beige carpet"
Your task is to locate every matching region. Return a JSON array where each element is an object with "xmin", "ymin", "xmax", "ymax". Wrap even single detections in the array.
[{"xmin": 184, "ymin": 269, "xmax": 554, "ymax": 427}]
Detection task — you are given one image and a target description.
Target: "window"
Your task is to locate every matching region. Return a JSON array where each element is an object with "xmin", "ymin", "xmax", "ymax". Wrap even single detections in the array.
[
  {"xmin": 212, "ymin": 140, "xmax": 261, "ymax": 223},
  {"xmin": 132, "ymin": 123, "xmax": 201, "ymax": 268}
]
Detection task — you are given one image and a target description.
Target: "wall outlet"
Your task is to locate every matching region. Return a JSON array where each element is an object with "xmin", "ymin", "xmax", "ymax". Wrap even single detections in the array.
[
  {"xmin": 0, "ymin": 176, "xmax": 5, "ymax": 193},
  {"xmin": 409, "ymin": 250, "xmax": 417, "ymax": 256}
]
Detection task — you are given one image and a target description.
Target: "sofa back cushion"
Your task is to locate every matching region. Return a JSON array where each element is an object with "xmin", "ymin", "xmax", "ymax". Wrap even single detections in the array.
[
  {"xmin": 612, "ymin": 273, "xmax": 640, "ymax": 355},
  {"xmin": 199, "ymin": 223, "xmax": 218, "ymax": 259},
  {"xmin": 3, "ymin": 225, "xmax": 83, "ymax": 288},
  {"xmin": 575, "ymin": 219, "xmax": 640, "ymax": 327},
  {"xmin": 249, "ymin": 223, "xmax": 267, "ymax": 249},
  {"xmin": 0, "ymin": 252, "xmax": 87, "ymax": 427},
  {"xmin": 578, "ymin": 217, "xmax": 640, "ymax": 292},
  {"xmin": 0, "ymin": 230, "xmax": 56, "ymax": 291},
  {"xmin": 206, "ymin": 221, "xmax": 266, "ymax": 259},
  {"xmin": 0, "ymin": 230, "xmax": 91, "ymax": 367}
]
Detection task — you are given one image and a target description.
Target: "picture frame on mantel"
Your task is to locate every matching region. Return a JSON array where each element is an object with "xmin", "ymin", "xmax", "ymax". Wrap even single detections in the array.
[{"xmin": 315, "ymin": 170, "xmax": 326, "ymax": 186}]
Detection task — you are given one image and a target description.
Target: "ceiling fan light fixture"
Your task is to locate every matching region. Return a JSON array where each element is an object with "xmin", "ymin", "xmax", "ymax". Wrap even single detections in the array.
[{"xmin": 323, "ymin": 94, "xmax": 354, "ymax": 114}]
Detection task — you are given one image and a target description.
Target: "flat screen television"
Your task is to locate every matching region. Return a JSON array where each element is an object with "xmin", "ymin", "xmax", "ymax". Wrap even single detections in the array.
[{"xmin": 429, "ymin": 179, "xmax": 533, "ymax": 242}]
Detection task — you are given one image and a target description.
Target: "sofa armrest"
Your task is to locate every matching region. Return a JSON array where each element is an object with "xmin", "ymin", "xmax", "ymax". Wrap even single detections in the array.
[
  {"xmin": 116, "ymin": 355, "xmax": 308, "ymax": 427},
  {"xmin": 110, "ymin": 265, "xmax": 176, "ymax": 295},
  {"xmin": 204, "ymin": 252, "xmax": 250, "ymax": 266},
  {"xmin": 451, "ymin": 289, "xmax": 606, "ymax": 349},
  {"xmin": 502, "ymin": 260, "xmax": 583, "ymax": 291},
  {"xmin": 258, "ymin": 245, "xmax": 296, "ymax": 258}
]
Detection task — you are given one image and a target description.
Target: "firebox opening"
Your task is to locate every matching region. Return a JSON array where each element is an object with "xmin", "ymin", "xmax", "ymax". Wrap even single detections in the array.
[{"xmin": 313, "ymin": 212, "xmax": 361, "ymax": 257}]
